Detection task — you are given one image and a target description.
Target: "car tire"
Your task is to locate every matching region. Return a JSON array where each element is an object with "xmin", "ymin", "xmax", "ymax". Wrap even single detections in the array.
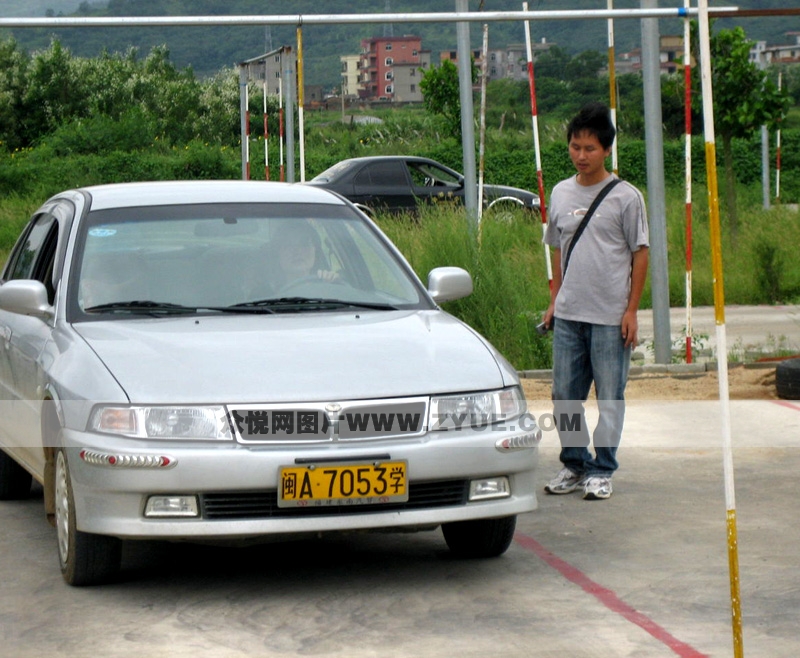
[
  {"xmin": 0, "ymin": 449, "xmax": 32, "ymax": 500},
  {"xmin": 54, "ymin": 449, "xmax": 121, "ymax": 586},
  {"xmin": 442, "ymin": 515, "xmax": 517, "ymax": 558},
  {"xmin": 776, "ymin": 358, "xmax": 800, "ymax": 400}
]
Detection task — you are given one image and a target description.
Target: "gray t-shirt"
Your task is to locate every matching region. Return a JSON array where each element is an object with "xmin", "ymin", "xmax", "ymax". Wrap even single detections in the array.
[{"xmin": 544, "ymin": 174, "xmax": 649, "ymax": 326}]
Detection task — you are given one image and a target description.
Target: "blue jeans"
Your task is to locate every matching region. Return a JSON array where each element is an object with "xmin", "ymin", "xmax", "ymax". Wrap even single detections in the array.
[{"xmin": 551, "ymin": 318, "xmax": 631, "ymax": 477}]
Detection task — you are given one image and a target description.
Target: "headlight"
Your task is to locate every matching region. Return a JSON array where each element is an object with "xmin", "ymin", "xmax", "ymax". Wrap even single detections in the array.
[
  {"xmin": 90, "ymin": 406, "xmax": 232, "ymax": 440},
  {"xmin": 429, "ymin": 386, "xmax": 526, "ymax": 431}
]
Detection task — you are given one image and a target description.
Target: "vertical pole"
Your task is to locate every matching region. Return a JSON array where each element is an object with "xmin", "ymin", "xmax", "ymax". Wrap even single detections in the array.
[
  {"xmin": 297, "ymin": 24, "xmax": 306, "ymax": 182},
  {"xmin": 279, "ymin": 73, "xmax": 285, "ymax": 182},
  {"xmin": 776, "ymin": 72, "xmax": 782, "ymax": 203},
  {"xmin": 283, "ymin": 46, "xmax": 296, "ymax": 183},
  {"xmin": 456, "ymin": 0, "xmax": 478, "ymax": 223},
  {"xmin": 523, "ymin": 1, "xmax": 552, "ymax": 288},
  {"xmin": 263, "ymin": 74, "xmax": 270, "ymax": 181},
  {"xmin": 477, "ymin": 23, "xmax": 489, "ymax": 222},
  {"xmin": 607, "ymin": 0, "xmax": 619, "ymax": 175},
  {"xmin": 641, "ymin": 0, "xmax": 671, "ymax": 364},
  {"xmin": 758, "ymin": 51, "xmax": 770, "ymax": 209},
  {"xmin": 683, "ymin": 0, "xmax": 693, "ymax": 364},
  {"xmin": 698, "ymin": 1, "xmax": 743, "ymax": 655},
  {"xmin": 239, "ymin": 64, "xmax": 249, "ymax": 181}
]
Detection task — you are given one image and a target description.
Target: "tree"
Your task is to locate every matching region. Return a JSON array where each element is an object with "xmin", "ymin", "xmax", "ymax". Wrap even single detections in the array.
[
  {"xmin": 691, "ymin": 23, "xmax": 790, "ymax": 236},
  {"xmin": 419, "ymin": 58, "xmax": 476, "ymax": 138}
]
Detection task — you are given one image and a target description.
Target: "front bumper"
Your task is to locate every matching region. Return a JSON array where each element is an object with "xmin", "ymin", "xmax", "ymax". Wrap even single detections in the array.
[{"xmin": 62, "ymin": 423, "xmax": 539, "ymax": 540}]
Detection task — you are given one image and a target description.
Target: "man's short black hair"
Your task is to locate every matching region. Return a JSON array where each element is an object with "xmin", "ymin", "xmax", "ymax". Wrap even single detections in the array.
[{"xmin": 567, "ymin": 102, "xmax": 616, "ymax": 150}]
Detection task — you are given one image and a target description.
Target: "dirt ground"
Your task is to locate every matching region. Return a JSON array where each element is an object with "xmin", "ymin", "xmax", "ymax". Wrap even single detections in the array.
[{"xmin": 520, "ymin": 365, "xmax": 778, "ymax": 401}]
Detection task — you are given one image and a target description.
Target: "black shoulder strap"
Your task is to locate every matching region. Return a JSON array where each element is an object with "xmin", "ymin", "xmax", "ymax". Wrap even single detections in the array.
[{"xmin": 563, "ymin": 178, "xmax": 621, "ymax": 277}]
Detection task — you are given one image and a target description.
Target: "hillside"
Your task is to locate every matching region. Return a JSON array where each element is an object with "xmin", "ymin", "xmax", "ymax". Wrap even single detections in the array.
[{"xmin": 3, "ymin": 0, "xmax": 797, "ymax": 88}]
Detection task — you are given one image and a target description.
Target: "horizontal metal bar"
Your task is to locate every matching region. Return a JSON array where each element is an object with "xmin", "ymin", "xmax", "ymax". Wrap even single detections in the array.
[{"xmin": 0, "ymin": 8, "xmax": 741, "ymax": 29}]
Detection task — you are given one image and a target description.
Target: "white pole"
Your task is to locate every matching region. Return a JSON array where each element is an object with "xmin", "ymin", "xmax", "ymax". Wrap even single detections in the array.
[
  {"xmin": 523, "ymin": 1, "xmax": 553, "ymax": 288},
  {"xmin": 607, "ymin": 0, "xmax": 618, "ymax": 174},
  {"xmin": 698, "ymin": 1, "xmax": 743, "ymax": 655},
  {"xmin": 478, "ymin": 23, "xmax": 489, "ymax": 222}
]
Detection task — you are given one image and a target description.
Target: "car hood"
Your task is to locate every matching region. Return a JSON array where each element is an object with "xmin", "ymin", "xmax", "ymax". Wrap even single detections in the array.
[{"xmin": 73, "ymin": 311, "xmax": 513, "ymax": 403}]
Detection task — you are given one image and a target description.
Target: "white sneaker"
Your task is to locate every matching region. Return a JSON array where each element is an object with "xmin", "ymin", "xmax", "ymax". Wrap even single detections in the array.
[
  {"xmin": 582, "ymin": 476, "xmax": 612, "ymax": 500},
  {"xmin": 544, "ymin": 467, "xmax": 584, "ymax": 495}
]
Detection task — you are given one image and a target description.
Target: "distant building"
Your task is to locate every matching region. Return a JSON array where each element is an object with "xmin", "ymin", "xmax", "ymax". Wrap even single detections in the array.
[
  {"xmin": 440, "ymin": 40, "xmax": 554, "ymax": 83},
  {"xmin": 340, "ymin": 54, "xmax": 361, "ymax": 97},
  {"xmin": 750, "ymin": 32, "xmax": 800, "ymax": 66},
  {"xmin": 357, "ymin": 35, "xmax": 430, "ymax": 101},
  {"xmin": 612, "ymin": 35, "xmax": 691, "ymax": 75}
]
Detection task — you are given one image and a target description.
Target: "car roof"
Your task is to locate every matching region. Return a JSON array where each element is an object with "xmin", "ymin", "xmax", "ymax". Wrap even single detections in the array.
[{"xmin": 76, "ymin": 180, "xmax": 347, "ymax": 211}]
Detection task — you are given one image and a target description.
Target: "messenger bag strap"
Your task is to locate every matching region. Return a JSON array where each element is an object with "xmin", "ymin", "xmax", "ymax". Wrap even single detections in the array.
[{"xmin": 562, "ymin": 177, "xmax": 621, "ymax": 277}]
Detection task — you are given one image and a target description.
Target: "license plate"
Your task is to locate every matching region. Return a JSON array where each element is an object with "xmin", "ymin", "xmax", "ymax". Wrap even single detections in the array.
[{"xmin": 278, "ymin": 461, "xmax": 408, "ymax": 508}]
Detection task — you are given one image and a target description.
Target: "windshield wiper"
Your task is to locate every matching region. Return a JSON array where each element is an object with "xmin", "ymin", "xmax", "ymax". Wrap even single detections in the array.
[
  {"xmin": 84, "ymin": 300, "xmax": 199, "ymax": 315},
  {"xmin": 231, "ymin": 297, "xmax": 399, "ymax": 311}
]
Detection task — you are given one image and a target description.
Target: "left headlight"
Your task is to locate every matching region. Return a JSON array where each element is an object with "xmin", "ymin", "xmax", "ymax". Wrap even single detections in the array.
[
  {"xmin": 90, "ymin": 406, "xmax": 232, "ymax": 440},
  {"xmin": 429, "ymin": 386, "xmax": 526, "ymax": 431}
]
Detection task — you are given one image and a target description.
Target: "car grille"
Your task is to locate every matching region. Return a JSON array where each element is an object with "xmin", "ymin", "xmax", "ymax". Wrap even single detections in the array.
[{"xmin": 200, "ymin": 479, "xmax": 469, "ymax": 520}]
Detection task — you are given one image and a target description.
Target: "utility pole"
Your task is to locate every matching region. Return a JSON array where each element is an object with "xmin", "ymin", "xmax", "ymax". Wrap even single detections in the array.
[
  {"xmin": 456, "ymin": 0, "xmax": 478, "ymax": 223},
  {"xmin": 641, "ymin": 0, "xmax": 671, "ymax": 363}
]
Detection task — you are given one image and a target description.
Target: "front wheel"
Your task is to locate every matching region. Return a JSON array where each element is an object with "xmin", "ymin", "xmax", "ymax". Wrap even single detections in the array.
[
  {"xmin": 442, "ymin": 515, "xmax": 517, "ymax": 558},
  {"xmin": 54, "ymin": 450, "xmax": 121, "ymax": 586}
]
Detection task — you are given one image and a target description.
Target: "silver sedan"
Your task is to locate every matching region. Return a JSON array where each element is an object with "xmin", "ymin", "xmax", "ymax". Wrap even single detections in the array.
[{"xmin": 0, "ymin": 180, "xmax": 539, "ymax": 585}]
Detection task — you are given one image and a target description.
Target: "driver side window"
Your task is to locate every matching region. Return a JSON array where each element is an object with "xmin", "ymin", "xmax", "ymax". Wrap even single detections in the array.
[{"xmin": 4, "ymin": 213, "xmax": 59, "ymax": 303}]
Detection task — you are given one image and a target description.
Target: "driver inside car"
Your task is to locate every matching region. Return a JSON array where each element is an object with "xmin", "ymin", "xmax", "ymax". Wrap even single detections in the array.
[{"xmin": 255, "ymin": 220, "xmax": 339, "ymax": 298}]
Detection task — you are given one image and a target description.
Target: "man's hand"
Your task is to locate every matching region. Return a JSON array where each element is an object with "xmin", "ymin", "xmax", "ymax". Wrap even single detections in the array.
[{"xmin": 621, "ymin": 309, "xmax": 639, "ymax": 348}]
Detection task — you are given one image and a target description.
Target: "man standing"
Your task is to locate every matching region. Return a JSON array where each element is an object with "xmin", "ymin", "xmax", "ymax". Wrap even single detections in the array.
[{"xmin": 542, "ymin": 102, "xmax": 649, "ymax": 500}]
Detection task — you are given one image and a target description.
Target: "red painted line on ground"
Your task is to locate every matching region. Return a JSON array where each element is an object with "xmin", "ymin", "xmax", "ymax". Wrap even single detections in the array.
[
  {"xmin": 771, "ymin": 399, "xmax": 800, "ymax": 412},
  {"xmin": 514, "ymin": 532, "xmax": 708, "ymax": 658}
]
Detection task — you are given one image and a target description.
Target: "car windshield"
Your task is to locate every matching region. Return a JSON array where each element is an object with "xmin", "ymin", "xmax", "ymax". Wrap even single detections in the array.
[
  {"xmin": 69, "ymin": 202, "xmax": 427, "ymax": 319},
  {"xmin": 309, "ymin": 160, "xmax": 353, "ymax": 183}
]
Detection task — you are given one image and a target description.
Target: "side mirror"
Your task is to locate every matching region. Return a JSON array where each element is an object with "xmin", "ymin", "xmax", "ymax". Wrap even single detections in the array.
[
  {"xmin": 0, "ymin": 280, "xmax": 54, "ymax": 320},
  {"xmin": 427, "ymin": 267, "xmax": 473, "ymax": 303}
]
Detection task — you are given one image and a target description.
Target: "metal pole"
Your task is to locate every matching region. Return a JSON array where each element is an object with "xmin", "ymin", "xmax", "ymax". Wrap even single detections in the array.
[
  {"xmin": 456, "ymin": 0, "xmax": 478, "ymax": 222},
  {"xmin": 698, "ymin": 1, "xmax": 743, "ymax": 654},
  {"xmin": 523, "ymin": 2, "xmax": 552, "ymax": 289},
  {"xmin": 239, "ymin": 65, "xmax": 249, "ymax": 180},
  {"xmin": 641, "ymin": 0, "xmax": 670, "ymax": 364},
  {"xmin": 282, "ymin": 46, "xmax": 296, "ymax": 183}
]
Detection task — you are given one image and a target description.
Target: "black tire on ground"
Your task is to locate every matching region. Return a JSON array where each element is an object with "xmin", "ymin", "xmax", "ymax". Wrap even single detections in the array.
[
  {"xmin": 442, "ymin": 515, "xmax": 517, "ymax": 558},
  {"xmin": 54, "ymin": 450, "xmax": 122, "ymax": 586},
  {"xmin": 776, "ymin": 358, "xmax": 800, "ymax": 400},
  {"xmin": 0, "ymin": 449, "xmax": 32, "ymax": 500}
]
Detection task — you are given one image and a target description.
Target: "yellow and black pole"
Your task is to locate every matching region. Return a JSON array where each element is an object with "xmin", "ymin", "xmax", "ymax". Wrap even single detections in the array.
[{"xmin": 697, "ymin": 1, "xmax": 743, "ymax": 655}]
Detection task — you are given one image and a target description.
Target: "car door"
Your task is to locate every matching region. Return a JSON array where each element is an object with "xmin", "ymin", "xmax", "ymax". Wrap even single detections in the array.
[
  {"xmin": 0, "ymin": 208, "xmax": 63, "ymax": 476},
  {"xmin": 407, "ymin": 160, "xmax": 465, "ymax": 210},
  {"xmin": 352, "ymin": 160, "xmax": 416, "ymax": 213}
]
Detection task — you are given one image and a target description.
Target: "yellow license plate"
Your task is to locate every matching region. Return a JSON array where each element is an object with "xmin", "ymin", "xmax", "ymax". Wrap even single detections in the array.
[{"xmin": 278, "ymin": 461, "xmax": 408, "ymax": 508}]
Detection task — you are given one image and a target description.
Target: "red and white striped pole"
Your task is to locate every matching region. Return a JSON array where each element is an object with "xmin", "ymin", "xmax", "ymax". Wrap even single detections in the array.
[
  {"xmin": 607, "ymin": 0, "xmax": 618, "ymax": 174},
  {"xmin": 684, "ymin": 0, "xmax": 694, "ymax": 363},
  {"xmin": 776, "ymin": 72, "xmax": 782, "ymax": 203},
  {"xmin": 523, "ymin": 1, "xmax": 552, "ymax": 289}
]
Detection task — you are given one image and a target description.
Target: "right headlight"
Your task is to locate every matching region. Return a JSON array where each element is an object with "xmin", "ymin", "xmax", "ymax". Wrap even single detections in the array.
[
  {"xmin": 90, "ymin": 405, "xmax": 232, "ymax": 440},
  {"xmin": 429, "ymin": 386, "xmax": 526, "ymax": 431}
]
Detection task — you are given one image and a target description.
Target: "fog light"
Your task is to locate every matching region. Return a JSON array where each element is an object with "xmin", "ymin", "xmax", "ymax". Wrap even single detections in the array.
[
  {"xmin": 469, "ymin": 477, "xmax": 511, "ymax": 501},
  {"xmin": 144, "ymin": 495, "xmax": 199, "ymax": 518}
]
